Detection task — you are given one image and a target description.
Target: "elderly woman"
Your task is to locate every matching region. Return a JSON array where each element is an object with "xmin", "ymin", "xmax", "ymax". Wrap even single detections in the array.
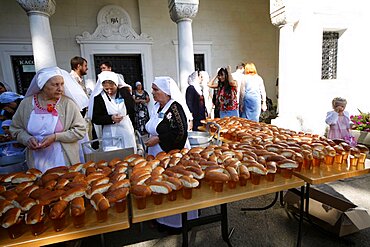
[
  {"xmin": 10, "ymin": 67, "xmax": 88, "ymax": 172},
  {"xmin": 133, "ymin": 81, "xmax": 150, "ymax": 135},
  {"xmin": 88, "ymin": 71, "xmax": 136, "ymax": 151},
  {"xmin": 145, "ymin": 76, "xmax": 197, "ymax": 231},
  {"xmin": 186, "ymin": 71, "xmax": 206, "ymax": 131}
]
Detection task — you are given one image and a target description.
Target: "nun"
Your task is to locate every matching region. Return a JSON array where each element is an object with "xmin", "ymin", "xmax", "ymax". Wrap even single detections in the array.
[
  {"xmin": 145, "ymin": 76, "xmax": 197, "ymax": 231},
  {"xmin": 10, "ymin": 66, "xmax": 88, "ymax": 172},
  {"xmin": 88, "ymin": 71, "xmax": 136, "ymax": 152}
]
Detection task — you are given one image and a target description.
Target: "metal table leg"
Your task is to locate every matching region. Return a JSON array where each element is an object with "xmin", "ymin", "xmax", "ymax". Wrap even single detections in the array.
[
  {"xmin": 182, "ymin": 213, "xmax": 189, "ymax": 247},
  {"xmin": 240, "ymin": 192, "xmax": 279, "ymax": 211},
  {"xmin": 297, "ymin": 185, "xmax": 304, "ymax": 247},
  {"xmin": 305, "ymin": 183, "xmax": 310, "ymax": 218},
  {"xmin": 221, "ymin": 203, "xmax": 234, "ymax": 247}
]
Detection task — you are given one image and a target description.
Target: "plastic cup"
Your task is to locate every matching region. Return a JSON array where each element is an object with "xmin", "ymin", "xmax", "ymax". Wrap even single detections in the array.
[
  {"xmin": 95, "ymin": 209, "xmax": 108, "ymax": 223},
  {"xmin": 115, "ymin": 198, "xmax": 127, "ymax": 213},
  {"xmin": 51, "ymin": 211, "xmax": 67, "ymax": 232},
  {"xmin": 239, "ymin": 177, "xmax": 248, "ymax": 186},
  {"xmin": 334, "ymin": 154, "xmax": 343, "ymax": 164},
  {"xmin": 325, "ymin": 156, "xmax": 335, "ymax": 165},
  {"xmin": 182, "ymin": 187, "xmax": 193, "ymax": 199},
  {"xmin": 167, "ymin": 190, "xmax": 178, "ymax": 201},
  {"xmin": 302, "ymin": 159, "xmax": 312, "ymax": 169},
  {"xmin": 342, "ymin": 153, "xmax": 349, "ymax": 164},
  {"xmin": 266, "ymin": 173, "xmax": 276, "ymax": 182},
  {"xmin": 29, "ymin": 219, "xmax": 46, "ymax": 236},
  {"xmin": 152, "ymin": 193, "xmax": 164, "ymax": 205},
  {"xmin": 134, "ymin": 195, "xmax": 147, "ymax": 210},
  {"xmin": 72, "ymin": 213, "xmax": 85, "ymax": 228},
  {"xmin": 358, "ymin": 153, "xmax": 367, "ymax": 164},
  {"xmin": 212, "ymin": 181, "xmax": 224, "ymax": 192},
  {"xmin": 349, "ymin": 156, "xmax": 358, "ymax": 168},
  {"xmin": 281, "ymin": 168, "xmax": 293, "ymax": 179},
  {"xmin": 312, "ymin": 158, "xmax": 321, "ymax": 167},
  {"xmin": 250, "ymin": 173, "xmax": 261, "ymax": 185},
  {"xmin": 7, "ymin": 220, "xmax": 25, "ymax": 239},
  {"xmin": 228, "ymin": 181, "xmax": 237, "ymax": 189}
]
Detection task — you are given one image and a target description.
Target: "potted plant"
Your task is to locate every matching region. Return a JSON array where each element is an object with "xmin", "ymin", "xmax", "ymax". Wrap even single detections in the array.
[{"xmin": 350, "ymin": 110, "xmax": 370, "ymax": 146}]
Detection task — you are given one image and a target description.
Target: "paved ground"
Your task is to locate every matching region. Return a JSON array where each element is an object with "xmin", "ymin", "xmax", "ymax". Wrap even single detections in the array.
[{"xmin": 69, "ymin": 173, "xmax": 370, "ymax": 247}]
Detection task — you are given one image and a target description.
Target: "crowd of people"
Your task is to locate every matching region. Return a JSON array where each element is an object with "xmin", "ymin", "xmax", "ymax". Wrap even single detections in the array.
[{"xmin": 0, "ymin": 60, "xmax": 272, "ymax": 163}]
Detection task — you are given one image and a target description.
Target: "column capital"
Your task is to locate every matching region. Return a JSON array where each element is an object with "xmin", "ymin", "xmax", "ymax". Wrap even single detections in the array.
[
  {"xmin": 168, "ymin": 0, "xmax": 199, "ymax": 23},
  {"xmin": 17, "ymin": 0, "xmax": 56, "ymax": 17},
  {"xmin": 270, "ymin": 0, "xmax": 300, "ymax": 27}
]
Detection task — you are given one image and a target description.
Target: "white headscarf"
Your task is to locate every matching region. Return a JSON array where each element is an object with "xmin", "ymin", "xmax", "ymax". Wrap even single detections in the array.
[
  {"xmin": 153, "ymin": 76, "xmax": 193, "ymax": 121},
  {"xmin": 1, "ymin": 119, "xmax": 11, "ymax": 128},
  {"xmin": 0, "ymin": 92, "xmax": 24, "ymax": 104},
  {"xmin": 87, "ymin": 71, "xmax": 131, "ymax": 119},
  {"xmin": 188, "ymin": 71, "xmax": 202, "ymax": 95},
  {"xmin": 25, "ymin": 66, "xmax": 89, "ymax": 111}
]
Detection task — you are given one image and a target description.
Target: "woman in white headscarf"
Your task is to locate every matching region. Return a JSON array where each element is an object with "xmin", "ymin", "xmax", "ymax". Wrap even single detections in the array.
[
  {"xmin": 88, "ymin": 71, "xmax": 136, "ymax": 152},
  {"xmin": 145, "ymin": 76, "xmax": 197, "ymax": 230},
  {"xmin": 10, "ymin": 66, "xmax": 88, "ymax": 172},
  {"xmin": 186, "ymin": 71, "xmax": 206, "ymax": 131}
]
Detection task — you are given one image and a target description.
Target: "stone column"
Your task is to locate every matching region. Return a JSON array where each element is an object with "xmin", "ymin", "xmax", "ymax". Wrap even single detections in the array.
[
  {"xmin": 17, "ymin": 0, "xmax": 57, "ymax": 71},
  {"xmin": 168, "ymin": 0, "xmax": 199, "ymax": 92},
  {"xmin": 270, "ymin": 0, "xmax": 300, "ymax": 130}
]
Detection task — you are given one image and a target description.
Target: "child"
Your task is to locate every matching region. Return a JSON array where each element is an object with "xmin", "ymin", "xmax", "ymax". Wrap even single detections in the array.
[{"xmin": 325, "ymin": 97, "xmax": 351, "ymax": 140}]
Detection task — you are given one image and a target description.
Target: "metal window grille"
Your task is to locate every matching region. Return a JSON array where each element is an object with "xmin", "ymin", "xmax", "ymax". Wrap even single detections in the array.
[{"xmin": 321, "ymin": 31, "xmax": 339, "ymax": 79}]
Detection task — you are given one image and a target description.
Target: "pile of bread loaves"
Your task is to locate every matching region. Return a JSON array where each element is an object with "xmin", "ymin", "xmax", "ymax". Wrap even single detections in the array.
[
  {"xmin": 121, "ymin": 117, "xmax": 369, "ymax": 208},
  {"xmin": 0, "ymin": 158, "xmax": 129, "ymax": 238}
]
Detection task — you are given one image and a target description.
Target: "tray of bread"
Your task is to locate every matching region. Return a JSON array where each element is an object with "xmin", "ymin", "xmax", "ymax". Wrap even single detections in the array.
[{"xmin": 0, "ymin": 158, "xmax": 130, "ymax": 241}]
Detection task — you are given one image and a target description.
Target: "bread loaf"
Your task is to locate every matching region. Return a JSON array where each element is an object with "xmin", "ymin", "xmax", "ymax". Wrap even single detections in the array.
[
  {"xmin": 1, "ymin": 207, "xmax": 21, "ymax": 228},
  {"xmin": 61, "ymin": 187, "xmax": 86, "ymax": 202},
  {"xmin": 25, "ymin": 204, "xmax": 44, "ymax": 224},
  {"xmin": 90, "ymin": 193, "xmax": 110, "ymax": 211},
  {"xmin": 70, "ymin": 197, "xmax": 85, "ymax": 217},
  {"xmin": 130, "ymin": 184, "xmax": 152, "ymax": 197},
  {"xmin": 49, "ymin": 200, "xmax": 68, "ymax": 219}
]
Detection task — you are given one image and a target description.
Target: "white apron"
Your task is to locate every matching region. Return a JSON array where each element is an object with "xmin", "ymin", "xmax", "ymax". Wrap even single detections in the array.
[
  {"xmin": 146, "ymin": 100, "xmax": 196, "ymax": 228},
  {"xmin": 101, "ymin": 92, "xmax": 136, "ymax": 152},
  {"xmin": 27, "ymin": 98, "xmax": 65, "ymax": 173}
]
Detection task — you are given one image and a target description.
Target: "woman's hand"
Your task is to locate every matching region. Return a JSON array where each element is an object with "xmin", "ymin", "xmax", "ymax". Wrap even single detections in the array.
[
  {"xmin": 27, "ymin": 136, "xmax": 40, "ymax": 150},
  {"xmin": 145, "ymin": 136, "xmax": 159, "ymax": 147},
  {"xmin": 38, "ymin": 134, "xmax": 56, "ymax": 149},
  {"xmin": 112, "ymin": 114, "xmax": 124, "ymax": 123}
]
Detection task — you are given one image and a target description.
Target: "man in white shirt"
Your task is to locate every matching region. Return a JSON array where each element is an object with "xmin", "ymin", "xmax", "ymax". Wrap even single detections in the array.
[{"xmin": 70, "ymin": 56, "xmax": 89, "ymax": 97}]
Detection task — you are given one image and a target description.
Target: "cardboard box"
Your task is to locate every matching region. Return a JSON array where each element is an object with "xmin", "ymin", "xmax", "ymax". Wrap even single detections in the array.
[{"xmin": 285, "ymin": 187, "xmax": 370, "ymax": 237}]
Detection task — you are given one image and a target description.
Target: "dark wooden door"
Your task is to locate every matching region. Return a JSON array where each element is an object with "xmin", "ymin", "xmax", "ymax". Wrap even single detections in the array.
[
  {"xmin": 94, "ymin": 54, "xmax": 143, "ymax": 89},
  {"xmin": 11, "ymin": 55, "xmax": 35, "ymax": 94}
]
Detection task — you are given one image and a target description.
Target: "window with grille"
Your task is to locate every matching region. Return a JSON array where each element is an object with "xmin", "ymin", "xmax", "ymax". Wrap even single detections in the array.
[{"xmin": 321, "ymin": 31, "xmax": 339, "ymax": 80}]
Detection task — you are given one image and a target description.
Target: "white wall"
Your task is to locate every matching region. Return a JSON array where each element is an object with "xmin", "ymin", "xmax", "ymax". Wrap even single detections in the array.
[{"xmin": 285, "ymin": 0, "xmax": 370, "ymax": 134}]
